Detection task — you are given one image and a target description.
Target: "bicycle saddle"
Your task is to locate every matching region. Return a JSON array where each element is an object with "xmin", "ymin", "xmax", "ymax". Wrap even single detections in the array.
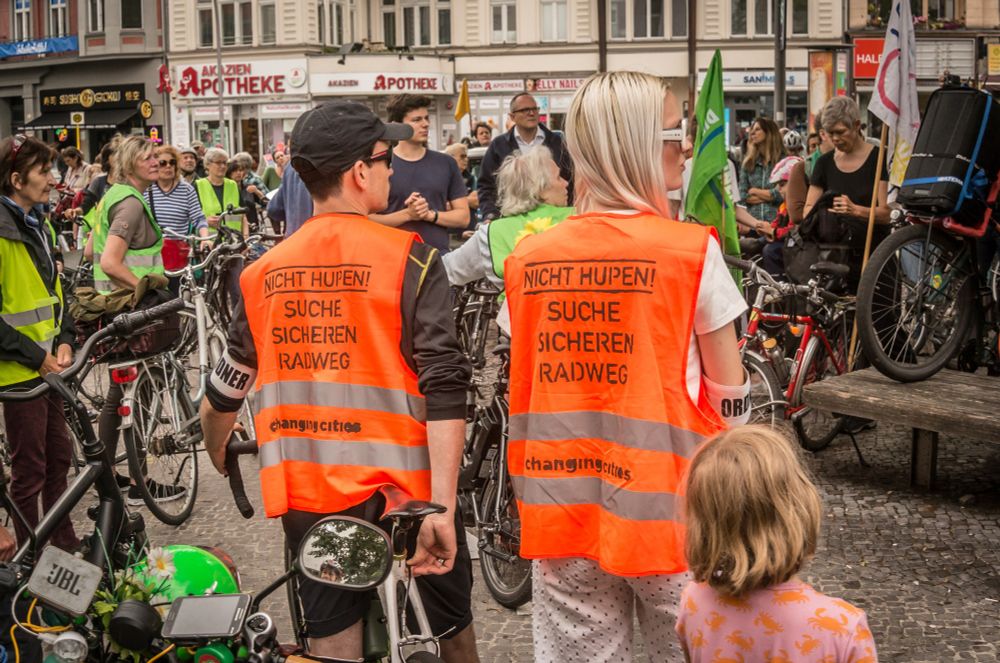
[
  {"xmin": 379, "ymin": 485, "xmax": 447, "ymax": 521},
  {"xmin": 810, "ymin": 262, "xmax": 850, "ymax": 278}
]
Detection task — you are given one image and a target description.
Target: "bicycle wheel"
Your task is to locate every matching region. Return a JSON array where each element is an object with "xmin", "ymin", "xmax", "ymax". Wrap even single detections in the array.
[
  {"xmin": 743, "ymin": 352, "xmax": 786, "ymax": 428},
  {"xmin": 856, "ymin": 223, "xmax": 976, "ymax": 382},
  {"xmin": 284, "ymin": 544, "xmax": 307, "ymax": 648},
  {"xmin": 791, "ymin": 337, "xmax": 844, "ymax": 452},
  {"xmin": 123, "ymin": 364, "xmax": 198, "ymax": 526},
  {"xmin": 478, "ymin": 475, "xmax": 531, "ymax": 609}
]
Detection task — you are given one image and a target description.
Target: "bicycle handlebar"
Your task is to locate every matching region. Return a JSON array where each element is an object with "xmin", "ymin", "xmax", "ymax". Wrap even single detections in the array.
[
  {"xmin": 226, "ymin": 436, "xmax": 259, "ymax": 519},
  {"xmin": 725, "ymin": 254, "xmax": 844, "ymax": 306},
  {"xmin": 0, "ymin": 298, "xmax": 186, "ymax": 403}
]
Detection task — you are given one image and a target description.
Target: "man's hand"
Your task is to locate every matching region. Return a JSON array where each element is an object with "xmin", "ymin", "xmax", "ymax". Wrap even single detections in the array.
[
  {"xmin": 408, "ymin": 512, "xmax": 457, "ymax": 577},
  {"xmin": 207, "ymin": 215, "xmax": 221, "ymax": 228},
  {"xmin": 0, "ymin": 527, "xmax": 15, "ymax": 562},
  {"xmin": 406, "ymin": 193, "xmax": 429, "ymax": 221},
  {"xmin": 38, "ymin": 353, "xmax": 62, "ymax": 377},
  {"xmin": 56, "ymin": 343, "xmax": 73, "ymax": 368},
  {"xmin": 209, "ymin": 432, "xmax": 232, "ymax": 475}
]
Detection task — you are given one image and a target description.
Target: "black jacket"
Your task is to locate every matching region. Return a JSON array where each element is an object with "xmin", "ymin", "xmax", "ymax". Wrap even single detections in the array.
[
  {"xmin": 476, "ymin": 123, "xmax": 574, "ymax": 221},
  {"xmin": 0, "ymin": 198, "xmax": 76, "ymax": 381}
]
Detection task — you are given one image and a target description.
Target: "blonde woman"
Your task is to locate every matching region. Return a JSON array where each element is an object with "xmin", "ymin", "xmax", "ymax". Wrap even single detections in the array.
[
  {"xmin": 677, "ymin": 426, "xmax": 878, "ymax": 662},
  {"xmin": 739, "ymin": 117, "xmax": 785, "ymax": 222},
  {"xmin": 503, "ymin": 71, "xmax": 750, "ymax": 663}
]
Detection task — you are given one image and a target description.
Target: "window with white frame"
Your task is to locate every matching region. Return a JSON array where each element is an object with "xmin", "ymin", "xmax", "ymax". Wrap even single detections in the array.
[
  {"xmin": 633, "ymin": 0, "xmax": 663, "ymax": 38},
  {"xmin": 88, "ymin": 0, "xmax": 104, "ymax": 32},
  {"xmin": 121, "ymin": 0, "xmax": 142, "ymax": 28},
  {"xmin": 382, "ymin": 0, "xmax": 397, "ymax": 47},
  {"xmin": 608, "ymin": 0, "xmax": 685, "ymax": 40},
  {"xmin": 491, "ymin": 0, "xmax": 515, "ymax": 44},
  {"xmin": 791, "ymin": 0, "xmax": 807, "ymax": 34},
  {"xmin": 260, "ymin": 1, "xmax": 276, "ymax": 44},
  {"xmin": 671, "ymin": 0, "xmax": 686, "ymax": 37},
  {"xmin": 218, "ymin": 0, "xmax": 252, "ymax": 45},
  {"xmin": 318, "ymin": 0, "xmax": 325, "ymax": 42},
  {"xmin": 730, "ymin": 0, "xmax": 777, "ymax": 37},
  {"xmin": 13, "ymin": 0, "xmax": 31, "ymax": 41},
  {"xmin": 731, "ymin": 0, "xmax": 746, "ymax": 35},
  {"xmin": 609, "ymin": 0, "xmax": 626, "ymax": 38},
  {"xmin": 403, "ymin": 1, "xmax": 431, "ymax": 46},
  {"xmin": 49, "ymin": 0, "xmax": 68, "ymax": 36},
  {"xmin": 198, "ymin": 2, "xmax": 214, "ymax": 47},
  {"xmin": 437, "ymin": 0, "xmax": 450, "ymax": 45},
  {"xmin": 541, "ymin": 0, "xmax": 566, "ymax": 42}
]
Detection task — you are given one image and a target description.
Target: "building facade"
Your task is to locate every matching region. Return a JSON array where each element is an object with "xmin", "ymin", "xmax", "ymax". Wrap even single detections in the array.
[
  {"xmin": 163, "ymin": 0, "xmax": 1000, "ymax": 154},
  {"xmin": 0, "ymin": 0, "xmax": 167, "ymax": 158}
]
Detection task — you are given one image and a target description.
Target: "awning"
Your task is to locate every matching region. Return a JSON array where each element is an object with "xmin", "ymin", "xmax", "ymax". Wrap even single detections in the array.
[{"xmin": 20, "ymin": 108, "xmax": 138, "ymax": 130}]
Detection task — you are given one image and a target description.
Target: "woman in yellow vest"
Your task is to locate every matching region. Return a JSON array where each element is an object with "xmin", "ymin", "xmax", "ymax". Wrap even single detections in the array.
[
  {"xmin": 195, "ymin": 148, "xmax": 247, "ymax": 236},
  {"xmin": 0, "ymin": 134, "xmax": 80, "ymax": 551},
  {"xmin": 504, "ymin": 72, "xmax": 751, "ymax": 662}
]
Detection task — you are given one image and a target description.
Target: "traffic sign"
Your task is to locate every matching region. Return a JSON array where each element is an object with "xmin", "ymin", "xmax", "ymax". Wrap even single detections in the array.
[{"xmin": 69, "ymin": 111, "xmax": 85, "ymax": 126}]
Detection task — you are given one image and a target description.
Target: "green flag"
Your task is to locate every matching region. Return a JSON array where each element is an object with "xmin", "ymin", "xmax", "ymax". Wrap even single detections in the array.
[{"xmin": 687, "ymin": 50, "xmax": 741, "ymax": 282}]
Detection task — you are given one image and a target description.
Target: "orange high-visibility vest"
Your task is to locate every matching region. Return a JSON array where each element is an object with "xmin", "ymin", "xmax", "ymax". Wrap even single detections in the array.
[
  {"xmin": 240, "ymin": 214, "xmax": 429, "ymax": 518},
  {"xmin": 504, "ymin": 212, "xmax": 725, "ymax": 576}
]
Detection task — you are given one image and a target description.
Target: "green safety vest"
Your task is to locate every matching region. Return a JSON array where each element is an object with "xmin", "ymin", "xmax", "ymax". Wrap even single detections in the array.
[
  {"xmin": 92, "ymin": 184, "xmax": 165, "ymax": 295},
  {"xmin": 0, "ymin": 223, "xmax": 63, "ymax": 387},
  {"xmin": 488, "ymin": 204, "xmax": 575, "ymax": 282},
  {"xmin": 195, "ymin": 178, "xmax": 242, "ymax": 233}
]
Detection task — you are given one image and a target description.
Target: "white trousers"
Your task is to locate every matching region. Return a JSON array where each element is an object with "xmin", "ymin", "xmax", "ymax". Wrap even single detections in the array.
[{"xmin": 531, "ymin": 558, "xmax": 688, "ymax": 663}]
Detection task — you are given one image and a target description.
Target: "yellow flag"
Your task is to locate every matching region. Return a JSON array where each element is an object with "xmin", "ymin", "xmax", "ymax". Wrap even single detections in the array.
[{"xmin": 454, "ymin": 79, "xmax": 470, "ymax": 122}]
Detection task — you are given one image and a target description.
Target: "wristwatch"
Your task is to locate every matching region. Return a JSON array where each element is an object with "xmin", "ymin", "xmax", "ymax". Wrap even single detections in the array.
[{"xmin": 432, "ymin": 210, "xmax": 439, "ymax": 225}]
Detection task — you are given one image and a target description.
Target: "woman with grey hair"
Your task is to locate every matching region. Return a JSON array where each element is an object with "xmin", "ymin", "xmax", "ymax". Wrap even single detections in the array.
[
  {"xmin": 803, "ymin": 95, "xmax": 890, "ymax": 290},
  {"xmin": 442, "ymin": 145, "xmax": 570, "ymax": 292},
  {"xmin": 232, "ymin": 151, "xmax": 269, "ymax": 204}
]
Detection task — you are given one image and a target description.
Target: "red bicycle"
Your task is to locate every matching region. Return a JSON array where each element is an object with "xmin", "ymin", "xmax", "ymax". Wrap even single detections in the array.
[{"xmin": 726, "ymin": 256, "xmax": 855, "ymax": 451}]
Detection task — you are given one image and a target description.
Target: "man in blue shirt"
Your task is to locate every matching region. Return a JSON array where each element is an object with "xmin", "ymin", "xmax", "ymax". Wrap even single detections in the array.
[
  {"xmin": 369, "ymin": 94, "xmax": 469, "ymax": 253},
  {"xmin": 267, "ymin": 161, "xmax": 313, "ymax": 237}
]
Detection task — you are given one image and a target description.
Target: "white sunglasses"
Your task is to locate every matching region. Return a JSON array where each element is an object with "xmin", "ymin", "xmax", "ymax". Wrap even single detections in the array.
[{"xmin": 661, "ymin": 118, "xmax": 689, "ymax": 143}]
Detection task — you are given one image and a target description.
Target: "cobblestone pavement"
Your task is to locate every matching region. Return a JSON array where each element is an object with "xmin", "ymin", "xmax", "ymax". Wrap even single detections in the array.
[{"xmin": 67, "ymin": 421, "xmax": 1000, "ymax": 662}]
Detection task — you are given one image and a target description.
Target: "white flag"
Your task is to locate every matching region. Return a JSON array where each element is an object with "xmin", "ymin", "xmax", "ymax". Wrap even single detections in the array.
[{"xmin": 867, "ymin": 0, "xmax": 920, "ymax": 189}]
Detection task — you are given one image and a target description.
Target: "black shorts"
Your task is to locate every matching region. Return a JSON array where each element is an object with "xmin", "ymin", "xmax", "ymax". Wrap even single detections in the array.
[{"xmin": 281, "ymin": 494, "xmax": 474, "ymax": 639}]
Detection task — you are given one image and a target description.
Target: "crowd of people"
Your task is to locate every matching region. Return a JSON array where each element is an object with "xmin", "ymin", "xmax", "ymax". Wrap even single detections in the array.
[{"xmin": 0, "ymin": 75, "xmax": 889, "ymax": 663}]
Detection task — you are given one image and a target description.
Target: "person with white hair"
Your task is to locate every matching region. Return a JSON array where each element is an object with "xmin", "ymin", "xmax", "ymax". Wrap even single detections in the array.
[
  {"xmin": 195, "ymin": 147, "xmax": 246, "ymax": 236},
  {"xmin": 443, "ymin": 145, "xmax": 570, "ymax": 294}
]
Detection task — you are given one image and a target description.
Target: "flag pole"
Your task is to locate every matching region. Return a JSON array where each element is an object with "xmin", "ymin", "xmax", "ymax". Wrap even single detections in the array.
[{"xmin": 847, "ymin": 122, "xmax": 889, "ymax": 369}]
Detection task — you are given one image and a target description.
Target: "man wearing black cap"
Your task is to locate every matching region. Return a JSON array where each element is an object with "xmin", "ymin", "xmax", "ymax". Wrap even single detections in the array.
[{"xmin": 200, "ymin": 101, "xmax": 479, "ymax": 662}]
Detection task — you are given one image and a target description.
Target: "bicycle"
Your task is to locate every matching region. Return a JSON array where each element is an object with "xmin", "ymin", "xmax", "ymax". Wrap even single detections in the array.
[
  {"xmin": 726, "ymin": 255, "xmax": 856, "ymax": 451},
  {"xmin": 453, "ymin": 280, "xmax": 501, "ymax": 419},
  {"xmin": 457, "ymin": 341, "xmax": 530, "ymax": 609},
  {"xmin": 224, "ymin": 441, "xmax": 451, "ymax": 662}
]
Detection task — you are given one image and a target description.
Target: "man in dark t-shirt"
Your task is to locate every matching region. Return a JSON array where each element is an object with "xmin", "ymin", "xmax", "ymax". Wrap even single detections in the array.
[{"xmin": 370, "ymin": 94, "xmax": 469, "ymax": 253}]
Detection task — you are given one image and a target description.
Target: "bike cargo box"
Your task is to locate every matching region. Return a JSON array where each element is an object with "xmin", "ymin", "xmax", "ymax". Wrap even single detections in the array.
[{"xmin": 897, "ymin": 87, "xmax": 1000, "ymax": 227}]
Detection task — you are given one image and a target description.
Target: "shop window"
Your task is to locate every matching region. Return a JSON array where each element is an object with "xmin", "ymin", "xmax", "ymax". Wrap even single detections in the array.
[
  {"xmin": 731, "ymin": 0, "xmax": 746, "ymax": 35},
  {"xmin": 121, "ymin": 0, "xmax": 142, "ymax": 29},
  {"xmin": 198, "ymin": 5, "xmax": 214, "ymax": 47},
  {"xmin": 438, "ymin": 0, "xmax": 450, "ymax": 45},
  {"xmin": 490, "ymin": 0, "xmax": 516, "ymax": 44},
  {"xmin": 382, "ymin": 0, "xmax": 397, "ymax": 47},
  {"xmin": 403, "ymin": 2, "xmax": 431, "ymax": 46},
  {"xmin": 541, "ymin": 0, "xmax": 566, "ymax": 42},
  {"xmin": 88, "ymin": 0, "xmax": 104, "ymax": 32},
  {"xmin": 671, "ymin": 0, "xmax": 686, "ymax": 37},
  {"xmin": 13, "ymin": 0, "xmax": 31, "ymax": 41},
  {"xmin": 49, "ymin": 0, "xmax": 68, "ymax": 37},
  {"xmin": 260, "ymin": 2, "xmax": 276, "ymax": 44}
]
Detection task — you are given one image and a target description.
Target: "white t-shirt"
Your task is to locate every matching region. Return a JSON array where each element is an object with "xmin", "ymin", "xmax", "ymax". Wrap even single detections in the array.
[{"xmin": 668, "ymin": 158, "xmax": 742, "ymax": 220}]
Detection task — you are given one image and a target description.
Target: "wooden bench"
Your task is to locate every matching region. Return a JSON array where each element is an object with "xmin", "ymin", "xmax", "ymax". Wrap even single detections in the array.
[{"xmin": 802, "ymin": 368, "xmax": 1000, "ymax": 489}]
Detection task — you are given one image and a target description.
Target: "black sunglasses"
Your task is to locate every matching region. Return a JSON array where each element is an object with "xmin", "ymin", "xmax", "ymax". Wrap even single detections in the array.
[
  {"xmin": 159, "ymin": 159, "xmax": 177, "ymax": 167},
  {"xmin": 364, "ymin": 147, "xmax": 393, "ymax": 168}
]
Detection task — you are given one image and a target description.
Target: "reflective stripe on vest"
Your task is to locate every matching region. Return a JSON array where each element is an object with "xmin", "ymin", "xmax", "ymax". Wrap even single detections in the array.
[
  {"xmin": 504, "ymin": 212, "xmax": 725, "ymax": 576},
  {"xmin": 195, "ymin": 178, "xmax": 242, "ymax": 232},
  {"xmin": 0, "ymin": 237, "xmax": 63, "ymax": 388},
  {"xmin": 241, "ymin": 213, "xmax": 429, "ymax": 518},
  {"xmin": 92, "ymin": 184, "xmax": 164, "ymax": 294}
]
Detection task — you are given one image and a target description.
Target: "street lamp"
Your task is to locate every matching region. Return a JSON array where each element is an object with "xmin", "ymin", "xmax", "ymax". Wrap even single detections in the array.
[{"xmin": 773, "ymin": 0, "xmax": 787, "ymax": 124}]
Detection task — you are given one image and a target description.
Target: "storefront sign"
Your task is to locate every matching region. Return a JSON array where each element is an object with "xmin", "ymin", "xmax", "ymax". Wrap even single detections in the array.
[
  {"xmin": 190, "ymin": 106, "xmax": 232, "ymax": 120},
  {"xmin": 696, "ymin": 69, "xmax": 807, "ymax": 91},
  {"xmin": 989, "ymin": 44, "xmax": 1000, "ymax": 76},
  {"xmin": 528, "ymin": 78, "xmax": 587, "ymax": 92},
  {"xmin": 174, "ymin": 59, "xmax": 307, "ymax": 99},
  {"xmin": 260, "ymin": 102, "xmax": 311, "ymax": 119},
  {"xmin": 41, "ymin": 84, "xmax": 145, "ymax": 111},
  {"xmin": 467, "ymin": 79, "xmax": 524, "ymax": 93},
  {"xmin": 310, "ymin": 73, "xmax": 452, "ymax": 95},
  {"xmin": 854, "ymin": 38, "xmax": 885, "ymax": 79},
  {"xmin": 0, "ymin": 35, "xmax": 78, "ymax": 59}
]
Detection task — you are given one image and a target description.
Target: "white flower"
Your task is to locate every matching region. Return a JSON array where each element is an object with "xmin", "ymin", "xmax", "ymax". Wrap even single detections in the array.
[{"xmin": 146, "ymin": 547, "xmax": 175, "ymax": 579}]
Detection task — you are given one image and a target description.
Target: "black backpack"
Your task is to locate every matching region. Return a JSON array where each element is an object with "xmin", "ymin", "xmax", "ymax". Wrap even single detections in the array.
[{"xmin": 782, "ymin": 191, "xmax": 853, "ymax": 286}]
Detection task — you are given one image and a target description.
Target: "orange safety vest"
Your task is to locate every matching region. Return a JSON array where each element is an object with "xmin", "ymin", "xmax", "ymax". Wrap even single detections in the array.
[
  {"xmin": 240, "ymin": 213, "xmax": 429, "ymax": 518},
  {"xmin": 504, "ymin": 212, "xmax": 725, "ymax": 576}
]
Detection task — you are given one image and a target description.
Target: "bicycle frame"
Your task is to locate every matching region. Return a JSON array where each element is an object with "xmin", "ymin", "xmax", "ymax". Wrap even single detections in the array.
[{"xmin": 380, "ymin": 521, "xmax": 441, "ymax": 662}]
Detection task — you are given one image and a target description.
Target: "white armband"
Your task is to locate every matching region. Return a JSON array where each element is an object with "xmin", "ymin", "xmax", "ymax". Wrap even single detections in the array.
[
  {"xmin": 208, "ymin": 349, "xmax": 257, "ymax": 401},
  {"xmin": 704, "ymin": 369, "xmax": 752, "ymax": 427}
]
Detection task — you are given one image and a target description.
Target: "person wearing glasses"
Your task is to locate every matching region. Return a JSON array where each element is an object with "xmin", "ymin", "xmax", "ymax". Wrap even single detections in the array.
[
  {"xmin": 195, "ymin": 147, "xmax": 246, "ymax": 237},
  {"xmin": 144, "ymin": 144, "xmax": 211, "ymax": 294},
  {"xmin": 502, "ymin": 72, "xmax": 749, "ymax": 662},
  {"xmin": 370, "ymin": 94, "xmax": 470, "ymax": 253},
  {"xmin": 200, "ymin": 101, "xmax": 479, "ymax": 663},
  {"xmin": 0, "ymin": 134, "xmax": 81, "ymax": 554},
  {"xmin": 476, "ymin": 92, "xmax": 574, "ymax": 223}
]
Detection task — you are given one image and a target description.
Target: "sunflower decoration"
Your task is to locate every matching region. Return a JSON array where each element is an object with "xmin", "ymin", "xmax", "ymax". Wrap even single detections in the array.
[{"xmin": 514, "ymin": 217, "xmax": 555, "ymax": 246}]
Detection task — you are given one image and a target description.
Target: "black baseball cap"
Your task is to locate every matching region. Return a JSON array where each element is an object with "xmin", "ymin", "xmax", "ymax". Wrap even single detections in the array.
[{"xmin": 291, "ymin": 101, "xmax": 412, "ymax": 175}]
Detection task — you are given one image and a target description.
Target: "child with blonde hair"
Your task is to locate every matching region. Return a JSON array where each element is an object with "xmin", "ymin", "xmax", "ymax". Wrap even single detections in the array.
[{"xmin": 677, "ymin": 426, "xmax": 878, "ymax": 662}]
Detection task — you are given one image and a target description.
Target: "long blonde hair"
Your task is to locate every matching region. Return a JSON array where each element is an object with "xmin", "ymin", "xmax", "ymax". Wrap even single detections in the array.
[
  {"xmin": 683, "ymin": 425, "xmax": 822, "ymax": 598},
  {"xmin": 742, "ymin": 117, "xmax": 784, "ymax": 172},
  {"xmin": 566, "ymin": 71, "xmax": 672, "ymax": 218},
  {"xmin": 113, "ymin": 135, "xmax": 155, "ymax": 185}
]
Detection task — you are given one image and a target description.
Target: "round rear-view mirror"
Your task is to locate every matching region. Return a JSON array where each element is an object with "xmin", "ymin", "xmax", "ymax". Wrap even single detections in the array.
[{"xmin": 298, "ymin": 516, "xmax": 391, "ymax": 591}]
